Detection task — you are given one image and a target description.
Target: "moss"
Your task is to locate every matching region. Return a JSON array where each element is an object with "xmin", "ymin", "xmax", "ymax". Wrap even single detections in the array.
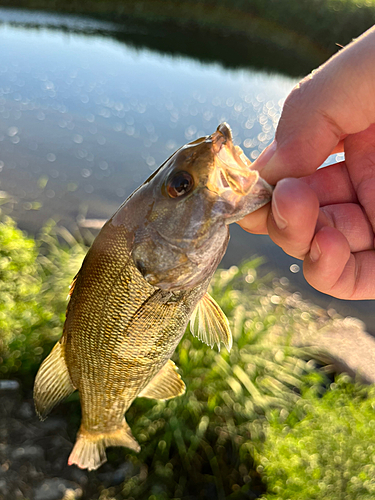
[{"xmin": 258, "ymin": 378, "xmax": 375, "ymax": 499}]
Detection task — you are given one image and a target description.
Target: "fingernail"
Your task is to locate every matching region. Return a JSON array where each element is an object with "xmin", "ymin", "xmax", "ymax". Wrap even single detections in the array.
[
  {"xmin": 310, "ymin": 239, "xmax": 321, "ymax": 262},
  {"xmin": 272, "ymin": 196, "xmax": 288, "ymax": 230},
  {"xmin": 253, "ymin": 141, "xmax": 277, "ymax": 171}
]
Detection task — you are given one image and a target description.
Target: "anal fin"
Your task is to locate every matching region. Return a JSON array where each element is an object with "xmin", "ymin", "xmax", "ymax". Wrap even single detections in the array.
[
  {"xmin": 68, "ymin": 419, "xmax": 140, "ymax": 471},
  {"xmin": 33, "ymin": 342, "xmax": 76, "ymax": 420},
  {"xmin": 138, "ymin": 359, "xmax": 185, "ymax": 400},
  {"xmin": 189, "ymin": 292, "xmax": 232, "ymax": 351}
]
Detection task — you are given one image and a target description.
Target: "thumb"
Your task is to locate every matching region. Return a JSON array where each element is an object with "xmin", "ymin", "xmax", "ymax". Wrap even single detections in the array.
[{"xmin": 252, "ymin": 26, "xmax": 375, "ymax": 185}]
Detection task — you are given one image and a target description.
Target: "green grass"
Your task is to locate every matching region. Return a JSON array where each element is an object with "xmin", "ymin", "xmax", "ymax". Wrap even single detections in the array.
[
  {"xmin": 258, "ymin": 378, "xmax": 375, "ymax": 500},
  {"xmin": 0, "ymin": 217, "xmax": 86, "ymax": 380},
  {"xmin": 1, "ymin": 215, "xmax": 375, "ymax": 499}
]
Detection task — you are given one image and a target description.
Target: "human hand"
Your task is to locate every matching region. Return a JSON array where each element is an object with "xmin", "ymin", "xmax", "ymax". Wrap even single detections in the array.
[{"xmin": 239, "ymin": 27, "xmax": 375, "ymax": 300}]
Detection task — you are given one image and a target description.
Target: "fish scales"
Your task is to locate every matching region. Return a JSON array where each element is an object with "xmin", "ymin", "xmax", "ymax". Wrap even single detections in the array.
[
  {"xmin": 66, "ymin": 223, "xmax": 204, "ymax": 431},
  {"xmin": 34, "ymin": 123, "xmax": 273, "ymax": 470}
]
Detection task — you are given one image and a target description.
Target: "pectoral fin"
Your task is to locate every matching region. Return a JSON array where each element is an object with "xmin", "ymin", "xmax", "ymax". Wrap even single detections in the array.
[
  {"xmin": 33, "ymin": 342, "xmax": 76, "ymax": 420},
  {"xmin": 138, "ymin": 359, "xmax": 185, "ymax": 400},
  {"xmin": 189, "ymin": 293, "xmax": 232, "ymax": 351}
]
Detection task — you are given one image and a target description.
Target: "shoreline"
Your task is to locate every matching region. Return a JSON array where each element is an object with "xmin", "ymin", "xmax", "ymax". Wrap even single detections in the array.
[{"xmin": 0, "ymin": 1, "xmax": 335, "ymax": 69}]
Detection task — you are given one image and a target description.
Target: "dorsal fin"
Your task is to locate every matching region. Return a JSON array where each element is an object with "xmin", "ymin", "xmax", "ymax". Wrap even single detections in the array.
[
  {"xmin": 33, "ymin": 342, "xmax": 76, "ymax": 420},
  {"xmin": 189, "ymin": 293, "xmax": 232, "ymax": 351},
  {"xmin": 138, "ymin": 359, "xmax": 185, "ymax": 400}
]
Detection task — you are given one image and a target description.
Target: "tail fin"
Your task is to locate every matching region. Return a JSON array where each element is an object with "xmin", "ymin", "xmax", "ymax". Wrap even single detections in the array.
[{"xmin": 68, "ymin": 420, "xmax": 141, "ymax": 471}]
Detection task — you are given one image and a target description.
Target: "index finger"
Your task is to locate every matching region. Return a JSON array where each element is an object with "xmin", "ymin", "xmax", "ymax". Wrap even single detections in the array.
[{"xmin": 253, "ymin": 27, "xmax": 375, "ymax": 185}]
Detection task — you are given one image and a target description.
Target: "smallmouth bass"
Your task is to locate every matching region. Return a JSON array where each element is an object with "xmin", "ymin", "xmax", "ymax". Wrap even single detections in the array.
[{"xmin": 34, "ymin": 123, "xmax": 273, "ymax": 471}]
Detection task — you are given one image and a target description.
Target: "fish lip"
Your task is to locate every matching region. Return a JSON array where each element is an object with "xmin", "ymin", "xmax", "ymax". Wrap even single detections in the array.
[
  {"xmin": 243, "ymin": 175, "xmax": 274, "ymax": 210},
  {"xmin": 209, "ymin": 122, "xmax": 232, "ymax": 154},
  {"xmin": 251, "ymin": 176, "xmax": 274, "ymax": 199}
]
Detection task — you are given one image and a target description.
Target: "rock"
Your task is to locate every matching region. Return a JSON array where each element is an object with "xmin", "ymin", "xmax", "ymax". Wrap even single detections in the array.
[
  {"xmin": 97, "ymin": 461, "xmax": 136, "ymax": 486},
  {"xmin": 292, "ymin": 316, "xmax": 375, "ymax": 384},
  {"xmin": 18, "ymin": 402, "xmax": 34, "ymax": 419},
  {"xmin": 0, "ymin": 478, "xmax": 9, "ymax": 497},
  {"xmin": 34, "ymin": 478, "xmax": 82, "ymax": 500},
  {"xmin": 40, "ymin": 418, "xmax": 68, "ymax": 433},
  {"xmin": 0, "ymin": 443, "xmax": 8, "ymax": 457},
  {"xmin": 68, "ymin": 468, "xmax": 88, "ymax": 487},
  {"xmin": 0, "ymin": 380, "xmax": 20, "ymax": 390},
  {"xmin": 11, "ymin": 445, "xmax": 45, "ymax": 461}
]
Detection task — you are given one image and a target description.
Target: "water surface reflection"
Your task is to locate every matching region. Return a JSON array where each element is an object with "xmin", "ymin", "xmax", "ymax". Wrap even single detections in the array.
[{"xmin": 0, "ymin": 17, "xmax": 293, "ymax": 229}]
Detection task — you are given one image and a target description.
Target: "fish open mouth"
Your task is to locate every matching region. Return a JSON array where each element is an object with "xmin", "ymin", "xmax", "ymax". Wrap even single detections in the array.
[{"xmin": 208, "ymin": 123, "xmax": 268, "ymax": 198}]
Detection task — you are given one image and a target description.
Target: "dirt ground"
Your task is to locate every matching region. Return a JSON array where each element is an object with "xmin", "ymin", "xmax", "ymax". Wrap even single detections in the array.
[{"xmin": 0, "ymin": 383, "xmax": 135, "ymax": 500}]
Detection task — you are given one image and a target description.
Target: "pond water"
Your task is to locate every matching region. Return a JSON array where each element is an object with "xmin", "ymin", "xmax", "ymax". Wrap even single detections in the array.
[{"xmin": 0, "ymin": 8, "xmax": 374, "ymax": 333}]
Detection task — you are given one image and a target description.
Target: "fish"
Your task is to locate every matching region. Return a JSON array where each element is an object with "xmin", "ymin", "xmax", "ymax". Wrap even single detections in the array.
[{"xmin": 33, "ymin": 123, "xmax": 273, "ymax": 471}]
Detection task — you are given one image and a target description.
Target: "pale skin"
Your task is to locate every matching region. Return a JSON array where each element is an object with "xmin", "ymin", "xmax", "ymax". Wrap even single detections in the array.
[{"xmin": 239, "ymin": 26, "xmax": 375, "ymax": 300}]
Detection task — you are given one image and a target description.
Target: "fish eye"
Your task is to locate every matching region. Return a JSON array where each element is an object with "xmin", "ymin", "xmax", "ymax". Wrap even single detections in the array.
[{"xmin": 166, "ymin": 171, "xmax": 194, "ymax": 198}]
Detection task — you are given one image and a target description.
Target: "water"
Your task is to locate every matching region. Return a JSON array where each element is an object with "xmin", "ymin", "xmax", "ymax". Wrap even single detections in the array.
[{"xmin": 0, "ymin": 8, "xmax": 373, "ymax": 333}]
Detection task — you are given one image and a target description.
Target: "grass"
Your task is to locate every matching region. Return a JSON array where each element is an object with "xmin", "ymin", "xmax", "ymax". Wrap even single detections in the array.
[
  {"xmin": 258, "ymin": 378, "xmax": 375, "ymax": 500},
  {"xmin": 1, "ymin": 215, "xmax": 375, "ymax": 499},
  {"xmin": 0, "ymin": 217, "xmax": 86, "ymax": 380}
]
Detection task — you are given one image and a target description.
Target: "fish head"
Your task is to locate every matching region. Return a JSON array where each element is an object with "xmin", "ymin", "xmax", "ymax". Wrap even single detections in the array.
[{"xmin": 113, "ymin": 123, "xmax": 273, "ymax": 291}]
